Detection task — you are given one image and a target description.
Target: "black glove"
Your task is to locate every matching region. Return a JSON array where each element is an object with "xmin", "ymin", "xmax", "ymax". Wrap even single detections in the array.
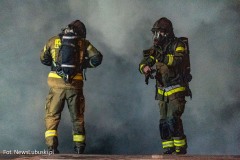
[{"xmin": 41, "ymin": 52, "xmax": 52, "ymax": 66}]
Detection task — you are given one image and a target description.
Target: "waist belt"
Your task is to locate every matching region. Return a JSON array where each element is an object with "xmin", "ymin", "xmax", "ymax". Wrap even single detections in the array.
[
  {"xmin": 158, "ymin": 84, "xmax": 185, "ymax": 96},
  {"xmin": 48, "ymin": 71, "xmax": 83, "ymax": 80}
]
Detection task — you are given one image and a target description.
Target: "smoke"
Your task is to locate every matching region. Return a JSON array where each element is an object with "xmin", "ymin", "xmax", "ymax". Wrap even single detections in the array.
[{"xmin": 0, "ymin": 0, "xmax": 240, "ymax": 155}]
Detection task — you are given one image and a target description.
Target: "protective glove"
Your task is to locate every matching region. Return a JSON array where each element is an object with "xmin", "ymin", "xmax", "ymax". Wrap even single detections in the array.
[{"xmin": 41, "ymin": 52, "xmax": 52, "ymax": 66}]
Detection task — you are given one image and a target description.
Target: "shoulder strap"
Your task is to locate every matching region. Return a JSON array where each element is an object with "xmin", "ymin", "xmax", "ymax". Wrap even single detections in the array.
[
  {"xmin": 179, "ymin": 37, "xmax": 189, "ymax": 55},
  {"xmin": 78, "ymin": 39, "xmax": 88, "ymax": 80},
  {"xmin": 78, "ymin": 39, "xmax": 85, "ymax": 64}
]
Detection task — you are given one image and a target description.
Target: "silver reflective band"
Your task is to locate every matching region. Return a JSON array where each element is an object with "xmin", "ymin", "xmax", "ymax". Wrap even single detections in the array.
[
  {"xmin": 159, "ymin": 84, "xmax": 181, "ymax": 92},
  {"xmin": 62, "ymin": 36, "xmax": 78, "ymax": 39},
  {"xmin": 61, "ymin": 64, "xmax": 76, "ymax": 68}
]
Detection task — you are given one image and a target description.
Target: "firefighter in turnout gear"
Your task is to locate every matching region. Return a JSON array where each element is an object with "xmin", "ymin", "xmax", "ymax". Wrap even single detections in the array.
[
  {"xmin": 40, "ymin": 20, "xmax": 103, "ymax": 154},
  {"xmin": 139, "ymin": 17, "xmax": 191, "ymax": 154}
]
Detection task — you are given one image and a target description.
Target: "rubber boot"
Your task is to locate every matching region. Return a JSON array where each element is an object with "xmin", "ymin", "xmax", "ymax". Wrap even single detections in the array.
[
  {"xmin": 48, "ymin": 146, "xmax": 59, "ymax": 154},
  {"xmin": 163, "ymin": 147, "xmax": 175, "ymax": 154},
  {"xmin": 174, "ymin": 148, "xmax": 187, "ymax": 155},
  {"xmin": 74, "ymin": 145, "xmax": 85, "ymax": 154},
  {"xmin": 173, "ymin": 136, "xmax": 187, "ymax": 155}
]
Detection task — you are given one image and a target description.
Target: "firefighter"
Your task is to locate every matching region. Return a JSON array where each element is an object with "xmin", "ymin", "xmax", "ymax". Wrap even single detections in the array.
[
  {"xmin": 40, "ymin": 20, "xmax": 103, "ymax": 154},
  {"xmin": 139, "ymin": 17, "xmax": 191, "ymax": 154}
]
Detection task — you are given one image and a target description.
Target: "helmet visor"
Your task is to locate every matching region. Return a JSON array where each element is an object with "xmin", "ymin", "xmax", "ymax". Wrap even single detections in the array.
[{"xmin": 152, "ymin": 31, "xmax": 166, "ymax": 45}]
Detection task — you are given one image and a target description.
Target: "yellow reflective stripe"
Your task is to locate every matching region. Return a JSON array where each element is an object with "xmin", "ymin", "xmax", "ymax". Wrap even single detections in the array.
[
  {"xmin": 167, "ymin": 54, "xmax": 174, "ymax": 65},
  {"xmin": 48, "ymin": 72, "xmax": 83, "ymax": 80},
  {"xmin": 73, "ymin": 135, "xmax": 85, "ymax": 142},
  {"xmin": 176, "ymin": 46, "xmax": 184, "ymax": 52},
  {"xmin": 150, "ymin": 56, "xmax": 155, "ymax": 60},
  {"xmin": 54, "ymin": 39, "xmax": 61, "ymax": 48},
  {"xmin": 45, "ymin": 130, "xmax": 57, "ymax": 138},
  {"xmin": 162, "ymin": 140, "xmax": 174, "ymax": 148},
  {"xmin": 48, "ymin": 72, "xmax": 61, "ymax": 78},
  {"xmin": 149, "ymin": 56, "xmax": 159, "ymax": 62},
  {"xmin": 158, "ymin": 89, "xmax": 164, "ymax": 95},
  {"xmin": 43, "ymin": 45, "xmax": 47, "ymax": 52},
  {"xmin": 165, "ymin": 87, "xmax": 185, "ymax": 96},
  {"xmin": 174, "ymin": 139, "xmax": 186, "ymax": 147},
  {"xmin": 51, "ymin": 49, "xmax": 56, "ymax": 62},
  {"xmin": 158, "ymin": 87, "xmax": 185, "ymax": 96},
  {"xmin": 139, "ymin": 64, "xmax": 145, "ymax": 74}
]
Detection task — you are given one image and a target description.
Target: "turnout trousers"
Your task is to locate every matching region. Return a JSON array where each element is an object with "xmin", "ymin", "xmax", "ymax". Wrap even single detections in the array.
[
  {"xmin": 44, "ymin": 87, "xmax": 85, "ymax": 148},
  {"xmin": 158, "ymin": 91, "xmax": 187, "ymax": 154}
]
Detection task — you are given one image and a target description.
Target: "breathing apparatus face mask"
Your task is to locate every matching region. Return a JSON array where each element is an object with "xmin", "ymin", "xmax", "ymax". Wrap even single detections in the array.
[{"xmin": 152, "ymin": 30, "xmax": 167, "ymax": 46}]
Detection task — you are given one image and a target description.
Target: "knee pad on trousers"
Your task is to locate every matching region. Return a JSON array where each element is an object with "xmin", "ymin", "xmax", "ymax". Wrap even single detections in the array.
[{"xmin": 159, "ymin": 119, "xmax": 173, "ymax": 140}]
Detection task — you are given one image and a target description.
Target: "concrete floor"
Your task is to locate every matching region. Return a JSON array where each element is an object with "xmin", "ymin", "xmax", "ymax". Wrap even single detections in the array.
[{"xmin": 1, "ymin": 154, "xmax": 240, "ymax": 160}]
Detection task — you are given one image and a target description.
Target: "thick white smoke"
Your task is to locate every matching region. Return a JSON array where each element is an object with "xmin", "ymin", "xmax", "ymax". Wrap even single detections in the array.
[{"xmin": 0, "ymin": 0, "xmax": 239, "ymax": 154}]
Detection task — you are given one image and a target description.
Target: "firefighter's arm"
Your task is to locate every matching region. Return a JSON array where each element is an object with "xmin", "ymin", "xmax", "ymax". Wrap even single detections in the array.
[
  {"xmin": 40, "ymin": 40, "xmax": 52, "ymax": 66},
  {"xmin": 162, "ymin": 41, "xmax": 185, "ymax": 66},
  {"xmin": 139, "ymin": 49, "xmax": 156, "ymax": 74},
  {"xmin": 85, "ymin": 42, "xmax": 103, "ymax": 68}
]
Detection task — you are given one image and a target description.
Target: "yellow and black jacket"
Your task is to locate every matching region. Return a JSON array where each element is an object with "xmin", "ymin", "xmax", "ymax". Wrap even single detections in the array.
[
  {"xmin": 139, "ymin": 38, "xmax": 188, "ymax": 100},
  {"xmin": 40, "ymin": 35, "xmax": 102, "ymax": 89}
]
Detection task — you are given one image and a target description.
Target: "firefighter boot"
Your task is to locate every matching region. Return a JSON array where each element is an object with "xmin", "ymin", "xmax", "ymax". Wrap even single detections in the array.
[
  {"xmin": 173, "ymin": 136, "xmax": 187, "ymax": 155},
  {"xmin": 48, "ymin": 146, "xmax": 59, "ymax": 154},
  {"xmin": 74, "ymin": 141, "xmax": 85, "ymax": 154},
  {"xmin": 174, "ymin": 148, "xmax": 187, "ymax": 155},
  {"xmin": 74, "ymin": 145, "xmax": 85, "ymax": 154},
  {"xmin": 163, "ymin": 147, "xmax": 175, "ymax": 154},
  {"xmin": 73, "ymin": 134, "xmax": 86, "ymax": 154},
  {"xmin": 162, "ymin": 139, "xmax": 175, "ymax": 154}
]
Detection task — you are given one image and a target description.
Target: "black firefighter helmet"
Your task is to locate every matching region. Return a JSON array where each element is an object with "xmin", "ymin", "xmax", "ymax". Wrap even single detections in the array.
[
  {"xmin": 67, "ymin": 20, "xmax": 86, "ymax": 38},
  {"xmin": 151, "ymin": 17, "xmax": 175, "ymax": 45}
]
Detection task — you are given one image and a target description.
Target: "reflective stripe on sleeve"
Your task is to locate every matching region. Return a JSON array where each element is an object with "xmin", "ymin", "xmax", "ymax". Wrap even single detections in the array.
[
  {"xmin": 150, "ymin": 56, "xmax": 155, "ymax": 60},
  {"xmin": 176, "ymin": 46, "xmax": 185, "ymax": 52},
  {"xmin": 73, "ymin": 134, "xmax": 85, "ymax": 142},
  {"xmin": 167, "ymin": 54, "xmax": 174, "ymax": 65},
  {"xmin": 44, "ymin": 45, "xmax": 47, "ymax": 52},
  {"xmin": 162, "ymin": 140, "xmax": 174, "ymax": 149},
  {"xmin": 45, "ymin": 130, "xmax": 57, "ymax": 138},
  {"xmin": 150, "ymin": 55, "xmax": 159, "ymax": 62},
  {"xmin": 139, "ymin": 64, "xmax": 145, "ymax": 74}
]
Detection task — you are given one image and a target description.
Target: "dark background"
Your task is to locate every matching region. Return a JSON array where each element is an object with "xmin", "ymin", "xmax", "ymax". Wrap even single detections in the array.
[{"xmin": 0, "ymin": 0, "xmax": 240, "ymax": 155}]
